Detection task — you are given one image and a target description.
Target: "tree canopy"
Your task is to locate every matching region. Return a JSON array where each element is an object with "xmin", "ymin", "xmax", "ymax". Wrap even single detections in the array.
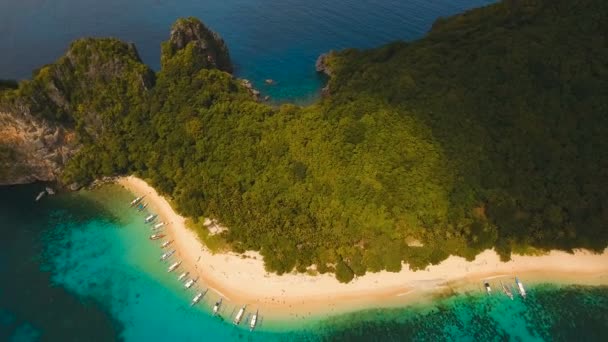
[{"xmin": 2, "ymin": 0, "xmax": 606, "ymax": 281}]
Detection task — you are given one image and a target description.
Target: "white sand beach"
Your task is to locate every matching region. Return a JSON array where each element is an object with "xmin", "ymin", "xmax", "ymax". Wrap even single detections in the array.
[{"xmin": 118, "ymin": 176, "xmax": 608, "ymax": 319}]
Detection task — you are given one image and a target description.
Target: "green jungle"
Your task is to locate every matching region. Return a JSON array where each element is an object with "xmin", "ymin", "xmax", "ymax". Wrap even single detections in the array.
[{"xmin": 1, "ymin": 0, "xmax": 606, "ymax": 282}]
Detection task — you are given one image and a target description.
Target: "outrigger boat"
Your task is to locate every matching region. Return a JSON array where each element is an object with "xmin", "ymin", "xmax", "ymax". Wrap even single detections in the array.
[
  {"xmin": 483, "ymin": 281, "xmax": 492, "ymax": 295},
  {"xmin": 130, "ymin": 196, "xmax": 144, "ymax": 207},
  {"xmin": 153, "ymin": 222, "xmax": 165, "ymax": 229},
  {"xmin": 144, "ymin": 214, "xmax": 157, "ymax": 223},
  {"xmin": 160, "ymin": 249, "xmax": 176, "ymax": 261},
  {"xmin": 178, "ymin": 271, "xmax": 189, "ymax": 282},
  {"xmin": 515, "ymin": 277, "xmax": 527, "ymax": 298},
  {"xmin": 233, "ymin": 305, "xmax": 246, "ymax": 325},
  {"xmin": 35, "ymin": 191, "xmax": 46, "ymax": 201},
  {"xmin": 137, "ymin": 202, "xmax": 148, "ymax": 212},
  {"xmin": 168, "ymin": 261, "xmax": 182, "ymax": 272},
  {"xmin": 213, "ymin": 299, "xmax": 222, "ymax": 316},
  {"xmin": 184, "ymin": 277, "xmax": 198, "ymax": 289},
  {"xmin": 190, "ymin": 289, "xmax": 208, "ymax": 306},
  {"xmin": 500, "ymin": 281, "xmax": 514, "ymax": 300},
  {"xmin": 149, "ymin": 234, "xmax": 165, "ymax": 240},
  {"xmin": 249, "ymin": 309, "xmax": 259, "ymax": 331},
  {"xmin": 161, "ymin": 240, "xmax": 173, "ymax": 248}
]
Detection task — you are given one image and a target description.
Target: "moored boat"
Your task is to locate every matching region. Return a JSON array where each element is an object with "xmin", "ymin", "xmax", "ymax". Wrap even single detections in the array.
[
  {"xmin": 137, "ymin": 202, "xmax": 148, "ymax": 212},
  {"xmin": 35, "ymin": 191, "xmax": 45, "ymax": 201},
  {"xmin": 130, "ymin": 196, "xmax": 144, "ymax": 207},
  {"xmin": 515, "ymin": 277, "xmax": 527, "ymax": 298},
  {"xmin": 484, "ymin": 281, "xmax": 492, "ymax": 295},
  {"xmin": 168, "ymin": 261, "xmax": 182, "ymax": 272},
  {"xmin": 213, "ymin": 299, "xmax": 222, "ymax": 316},
  {"xmin": 500, "ymin": 281, "xmax": 514, "ymax": 300},
  {"xmin": 184, "ymin": 277, "xmax": 198, "ymax": 289},
  {"xmin": 45, "ymin": 187, "xmax": 55, "ymax": 195},
  {"xmin": 250, "ymin": 309, "xmax": 259, "ymax": 331},
  {"xmin": 149, "ymin": 234, "xmax": 165, "ymax": 240},
  {"xmin": 233, "ymin": 305, "xmax": 246, "ymax": 325},
  {"xmin": 160, "ymin": 249, "xmax": 176, "ymax": 261},
  {"xmin": 153, "ymin": 222, "xmax": 165, "ymax": 229},
  {"xmin": 144, "ymin": 214, "xmax": 157, "ymax": 223},
  {"xmin": 161, "ymin": 240, "xmax": 173, "ymax": 248},
  {"xmin": 178, "ymin": 271, "xmax": 189, "ymax": 282},
  {"xmin": 191, "ymin": 289, "xmax": 208, "ymax": 306}
]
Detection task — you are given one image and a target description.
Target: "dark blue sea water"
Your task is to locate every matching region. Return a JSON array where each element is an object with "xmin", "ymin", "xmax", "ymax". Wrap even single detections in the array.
[
  {"xmin": 1, "ymin": 184, "xmax": 608, "ymax": 341},
  {"xmin": 0, "ymin": 0, "xmax": 494, "ymax": 103}
]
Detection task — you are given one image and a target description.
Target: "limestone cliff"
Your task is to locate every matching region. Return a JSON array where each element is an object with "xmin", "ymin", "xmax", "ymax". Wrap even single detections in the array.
[
  {"xmin": 0, "ymin": 106, "xmax": 77, "ymax": 185},
  {"xmin": 161, "ymin": 17, "xmax": 233, "ymax": 73}
]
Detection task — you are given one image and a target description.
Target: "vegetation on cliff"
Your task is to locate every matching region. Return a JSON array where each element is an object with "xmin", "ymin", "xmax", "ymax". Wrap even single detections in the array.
[{"xmin": 2, "ymin": 0, "xmax": 606, "ymax": 282}]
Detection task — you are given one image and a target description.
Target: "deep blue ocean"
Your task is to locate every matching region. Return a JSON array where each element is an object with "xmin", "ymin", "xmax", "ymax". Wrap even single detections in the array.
[
  {"xmin": 0, "ymin": 0, "xmax": 493, "ymax": 103},
  {"xmin": 1, "ymin": 184, "xmax": 607, "ymax": 341}
]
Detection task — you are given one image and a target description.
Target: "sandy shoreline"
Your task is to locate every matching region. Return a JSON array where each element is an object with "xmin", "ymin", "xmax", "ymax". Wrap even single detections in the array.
[{"xmin": 117, "ymin": 176, "xmax": 608, "ymax": 320}]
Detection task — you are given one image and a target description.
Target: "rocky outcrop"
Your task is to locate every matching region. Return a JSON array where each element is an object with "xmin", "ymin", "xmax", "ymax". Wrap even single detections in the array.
[
  {"xmin": 0, "ymin": 106, "xmax": 78, "ymax": 185},
  {"xmin": 162, "ymin": 17, "xmax": 232, "ymax": 73},
  {"xmin": 315, "ymin": 52, "xmax": 334, "ymax": 77}
]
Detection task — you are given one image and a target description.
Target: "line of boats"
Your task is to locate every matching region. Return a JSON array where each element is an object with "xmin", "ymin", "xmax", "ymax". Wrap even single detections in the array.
[
  {"xmin": 483, "ymin": 276, "xmax": 527, "ymax": 299},
  {"xmin": 129, "ymin": 195, "xmax": 260, "ymax": 331}
]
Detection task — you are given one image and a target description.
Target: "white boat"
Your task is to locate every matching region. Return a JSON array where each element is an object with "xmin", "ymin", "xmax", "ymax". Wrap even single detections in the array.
[
  {"xmin": 160, "ymin": 249, "xmax": 176, "ymax": 261},
  {"xmin": 149, "ymin": 234, "xmax": 165, "ymax": 240},
  {"xmin": 45, "ymin": 187, "xmax": 55, "ymax": 195},
  {"xmin": 137, "ymin": 202, "xmax": 148, "ymax": 212},
  {"xmin": 35, "ymin": 191, "xmax": 45, "ymax": 201},
  {"xmin": 500, "ymin": 281, "xmax": 514, "ymax": 300},
  {"xmin": 161, "ymin": 240, "xmax": 173, "ymax": 248},
  {"xmin": 178, "ymin": 271, "xmax": 189, "ymax": 282},
  {"xmin": 153, "ymin": 222, "xmax": 165, "ymax": 229},
  {"xmin": 515, "ymin": 277, "xmax": 526, "ymax": 298},
  {"xmin": 184, "ymin": 277, "xmax": 198, "ymax": 289},
  {"xmin": 190, "ymin": 289, "xmax": 208, "ymax": 306},
  {"xmin": 167, "ymin": 261, "xmax": 181, "ymax": 272},
  {"xmin": 484, "ymin": 281, "xmax": 492, "ymax": 295},
  {"xmin": 213, "ymin": 299, "xmax": 222, "ymax": 316},
  {"xmin": 249, "ymin": 309, "xmax": 259, "ymax": 331},
  {"xmin": 130, "ymin": 196, "xmax": 144, "ymax": 207},
  {"xmin": 233, "ymin": 305, "xmax": 246, "ymax": 325},
  {"xmin": 144, "ymin": 214, "xmax": 157, "ymax": 223}
]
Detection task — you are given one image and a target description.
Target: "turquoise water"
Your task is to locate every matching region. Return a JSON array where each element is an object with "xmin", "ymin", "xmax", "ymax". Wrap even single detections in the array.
[
  {"xmin": 0, "ymin": 0, "xmax": 494, "ymax": 103},
  {"xmin": 1, "ymin": 184, "xmax": 608, "ymax": 341}
]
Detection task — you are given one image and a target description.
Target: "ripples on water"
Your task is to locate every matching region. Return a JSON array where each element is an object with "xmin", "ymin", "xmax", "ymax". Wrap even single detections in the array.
[{"xmin": 0, "ymin": 0, "xmax": 495, "ymax": 103}]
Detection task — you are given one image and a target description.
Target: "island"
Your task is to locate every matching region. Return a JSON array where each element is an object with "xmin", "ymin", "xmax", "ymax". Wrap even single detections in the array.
[{"xmin": 0, "ymin": 0, "xmax": 606, "ymax": 311}]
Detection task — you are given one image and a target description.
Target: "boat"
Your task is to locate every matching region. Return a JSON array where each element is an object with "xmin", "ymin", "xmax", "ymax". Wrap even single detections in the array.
[
  {"xmin": 160, "ymin": 249, "xmax": 176, "ymax": 261},
  {"xmin": 178, "ymin": 271, "xmax": 189, "ymax": 282},
  {"xmin": 184, "ymin": 277, "xmax": 198, "ymax": 289},
  {"xmin": 144, "ymin": 214, "xmax": 157, "ymax": 223},
  {"xmin": 213, "ymin": 299, "xmax": 222, "ymax": 316},
  {"xmin": 233, "ymin": 305, "xmax": 246, "ymax": 325},
  {"xmin": 500, "ymin": 281, "xmax": 514, "ymax": 300},
  {"xmin": 149, "ymin": 234, "xmax": 165, "ymax": 240},
  {"xmin": 35, "ymin": 191, "xmax": 45, "ymax": 201},
  {"xmin": 483, "ymin": 281, "xmax": 492, "ymax": 295},
  {"xmin": 190, "ymin": 289, "xmax": 208, "ymax": 306},
  {"xmin": 249, "ymin": 309, "xmax": 259, "ymax": 331},
  {"xmin": 515, "ymin": 277, "xmax": 527, "ymax": 298},
  {"xmin": 137, "ymin": 202, "xmax": 148, "ymax": 212},
  {"xmin": 161, "ymin": 240, "xmax": 173, "ymax": 248},
  {"xmin": 45, "ymin": 187, "xmax": 55, "ymax": 195},
  {"xmin": 153, "ymin": 222, "xmax": 165, "ymax": 229},
  {"xmin": 167, "ymin": 261, "xmax": 181, "ymax": 272},
  {"xmin": 130, "ymin": 196, "xmax": 144, "ymax": 207}
]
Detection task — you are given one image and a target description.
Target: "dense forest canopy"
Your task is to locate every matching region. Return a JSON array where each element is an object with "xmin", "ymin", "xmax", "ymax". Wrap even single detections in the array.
[{"xmin": 1, "ymin": 1, "xmax": 606, "ymax": 282}]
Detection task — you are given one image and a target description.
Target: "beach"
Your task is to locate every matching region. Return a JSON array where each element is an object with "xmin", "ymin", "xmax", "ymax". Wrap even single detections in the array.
[{"xmin": 117, "ymin": 176, "xmax": 608, "ymax": 320}]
